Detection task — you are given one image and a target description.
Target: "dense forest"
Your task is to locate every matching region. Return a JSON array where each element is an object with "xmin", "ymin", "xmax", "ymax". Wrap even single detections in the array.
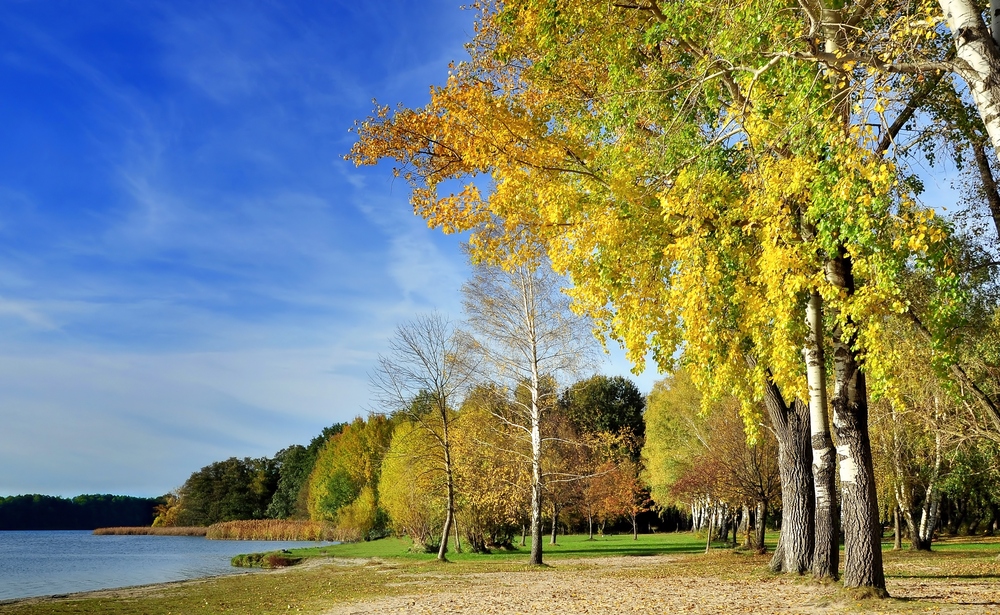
[{"xmin": 0, "ymin": 494, "xmax": 159, "ymax": 530}]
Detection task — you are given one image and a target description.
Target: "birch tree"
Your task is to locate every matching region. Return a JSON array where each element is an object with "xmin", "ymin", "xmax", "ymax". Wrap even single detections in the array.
[{"xmin": 461, "ymin": 259, "xmax": 594, "ymax": 565}]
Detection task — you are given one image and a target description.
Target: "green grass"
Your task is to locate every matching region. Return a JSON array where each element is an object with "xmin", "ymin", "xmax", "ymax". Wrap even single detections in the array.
[{"xmin": 289, "ymin": 531, "xmax": 717, "ymax": 562}]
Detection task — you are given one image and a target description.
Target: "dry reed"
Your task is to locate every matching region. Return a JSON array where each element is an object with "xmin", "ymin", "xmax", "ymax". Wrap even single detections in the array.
[
  {"xmin": 205, "ymin": 519, "xmax": 335, "ymax": 541},
  {"xmin": 93, "ymin": 526, "xmax": 208, "ymax": 536}
]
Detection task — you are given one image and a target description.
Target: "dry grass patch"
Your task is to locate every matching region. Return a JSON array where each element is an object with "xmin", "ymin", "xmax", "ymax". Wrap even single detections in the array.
[
  {"xmin": 92, "ymin": 526, "xmax": 207, "ymax": 536},
  {"xmin": 206, "ymin": 519, "xmax": 334, "ymax": 541}
]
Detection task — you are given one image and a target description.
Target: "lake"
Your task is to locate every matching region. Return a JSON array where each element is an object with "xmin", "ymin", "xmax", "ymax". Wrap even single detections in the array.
[{"xmin": 0, "ymin": 530, "xmax": 334, "ymax": 601}]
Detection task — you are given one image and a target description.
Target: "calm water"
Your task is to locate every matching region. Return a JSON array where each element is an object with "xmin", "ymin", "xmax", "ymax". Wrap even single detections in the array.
[{"xmin": 0, "ymin": 530, "xmax": 334, "ymax": 601}]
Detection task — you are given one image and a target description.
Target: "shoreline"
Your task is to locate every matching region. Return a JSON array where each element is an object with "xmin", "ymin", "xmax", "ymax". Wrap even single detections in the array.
[{"xmin": 0, "ymin": 566, "xmax": 266, "ymax": 606}]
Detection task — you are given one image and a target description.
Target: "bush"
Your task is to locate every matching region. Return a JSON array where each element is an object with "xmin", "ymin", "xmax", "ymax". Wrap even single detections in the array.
[{"xmin": 230, "ymin": 550, "xmax": 303, "ymax": 568}]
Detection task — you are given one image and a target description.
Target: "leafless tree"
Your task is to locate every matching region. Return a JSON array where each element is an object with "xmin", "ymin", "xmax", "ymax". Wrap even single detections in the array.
[{"xmin": 370, "ymin": 312, "xmax": 476, "ymax": 561}]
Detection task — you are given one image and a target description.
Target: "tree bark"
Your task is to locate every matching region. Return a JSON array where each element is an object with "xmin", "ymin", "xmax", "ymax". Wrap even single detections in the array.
[
  {"xmin": 437, "ymin": 416, "xmax": 455, "ymax": 561},
  {"xmin": 826, "ymin": 252, "xmax": 888, "ymax": 594},
  {"xmin": 972, "ymin": 140, "xmax": 1000, "ymax": 239},
  {"xmin": 529, "ymin": 358, "xmax": 544, "ymax": 565},
  {"xmin": 804, "ymin": 291, "xmax": 839, "ymax": 580},
  {"xmin": 530, "ymin": 460, "xmax": 543, "ymax": 564},
  {"xmin": 916, "ymin": 422, "xmax": 944, "ymax": 550},
  {"xmin": 744, "ymin": 504, "xmax": 753, "ymax": 550},
  {"xmin": 757, "ymin": 358, "xmax": 814, "ymax": 574}
]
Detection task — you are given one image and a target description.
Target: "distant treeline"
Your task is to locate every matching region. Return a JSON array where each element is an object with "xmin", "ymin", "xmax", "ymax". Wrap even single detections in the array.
[{"xmin": 0, "ymin": 494, "xmax": 160, "ymax": 530}]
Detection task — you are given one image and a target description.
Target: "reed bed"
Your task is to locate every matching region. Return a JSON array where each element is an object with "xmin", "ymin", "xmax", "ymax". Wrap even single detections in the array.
[
  {"xmin": 205, "ymin": 519, "xmax": 335, "ymax": 541},
  {"xmin": 93, "ymin": 526, "xmax": 207, "ymax": 536}
]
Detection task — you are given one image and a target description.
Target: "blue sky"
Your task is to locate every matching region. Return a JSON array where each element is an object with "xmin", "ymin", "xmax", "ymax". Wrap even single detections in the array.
[{"xmin": 0, "ymin": 1, "xmax": 660, "ymax": 498}]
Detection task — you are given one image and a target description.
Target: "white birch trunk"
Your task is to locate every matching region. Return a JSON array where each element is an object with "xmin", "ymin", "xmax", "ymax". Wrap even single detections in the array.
[
  {"xmin": 918, "ymin": 419, "xmax": 944, "ymax": 545},
  {"xmin": 940, "ymin": 0, "xmax": 1000, "ymax": 157},
  {"xmin": 804, "ymin": 291, "xmax": 838, "ymax": 579}
]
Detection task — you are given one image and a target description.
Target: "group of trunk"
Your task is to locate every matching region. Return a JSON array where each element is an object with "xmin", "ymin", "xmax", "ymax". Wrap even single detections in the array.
[
  {"xmin": 757, "ymin": 253, "xmax": 886, "ymax": 593},
  {"xmin": 763, "ymin": 1, "xmax": 1000, "ymax": 590},
  {"xmin": 691, "ymin": 499, "xmax": 769, "ymax": 554}
]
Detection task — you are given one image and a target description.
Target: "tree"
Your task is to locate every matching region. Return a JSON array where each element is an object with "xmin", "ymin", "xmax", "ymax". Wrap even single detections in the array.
[
  {"xmin": 267, "ymin": 423, "xmax": 347, "ymax": 520},
  {"xmin": 174, "ymin": 457, "xmax": 278, "ymax": 526},
  {"xmin": 710, "ymin": 401, "xmax": 782, "ymax": 554},
  {"xmin": 370, "ymin": 312, "xmax": 473, "ymax": 560},
  {"xmin": 265, "ymin": 445, "xmax": 311, "ymax": 520},
  {"xmin": 555, "ymin": 375, "xmax": 650, "ymax": 540},
  {"xmin": 306, "ymin": 415, "xmax": 393, "ymax": 539},
  {"xmin": 559, "ymin": 375, "xmax": 646, "ymax": 456},
  {"xmin": 644, "ymin": 369, "xmax": 780, "ymax": 552},
  {"xmin": 349, "ymin": 0, "xmax": 965, "ymax": 592},
  {"xmin": 462, "ymin": 258, "xmax": 595, "ymax": 565},
  {"xmin": 453, "ymin": 384, "xmax": 531, "ymax": 552},
  {"xmin": 379, "ymin": 421, "xmax": 446, "ymax": 551}
]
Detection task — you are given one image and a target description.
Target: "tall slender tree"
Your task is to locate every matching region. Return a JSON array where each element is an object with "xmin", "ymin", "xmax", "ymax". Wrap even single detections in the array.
[{"xmin": 461, "ymin": 258, "xmax": 594, "ymax": 565}]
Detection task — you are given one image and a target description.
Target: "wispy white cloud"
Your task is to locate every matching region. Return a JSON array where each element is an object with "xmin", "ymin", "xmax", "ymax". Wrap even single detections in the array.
[{"xmin": 0, "ymin": 297, "xmax": 58, "ymax": 330}]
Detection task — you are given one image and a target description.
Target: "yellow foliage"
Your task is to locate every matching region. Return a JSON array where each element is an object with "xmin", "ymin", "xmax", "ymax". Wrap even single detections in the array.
[
  {"xmin": 348, "ymin": 0, "xmax": 959, "ymax": 420},
  {"xmin": 379, "ymin": 421, "xmax": 446, "ymax": 548}
]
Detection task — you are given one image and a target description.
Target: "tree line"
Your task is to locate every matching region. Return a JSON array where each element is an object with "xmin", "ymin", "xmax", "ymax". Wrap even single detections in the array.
[
  {"xmin": 0, "ymin": 494, "xmax": 159, "ymax": 530},
  {"xmin": 158, "ymin": 367, "xmax": 658, "ymax": 550}
]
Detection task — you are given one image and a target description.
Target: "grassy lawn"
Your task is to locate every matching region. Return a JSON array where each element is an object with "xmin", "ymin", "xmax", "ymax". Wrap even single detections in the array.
[
  {"xmin": 290, "ymin": 530, "xmax": 713, "ymax": 562},
  {"xmin": 2, "ymin": 532, "xmax": 998, "ymax": 615}
]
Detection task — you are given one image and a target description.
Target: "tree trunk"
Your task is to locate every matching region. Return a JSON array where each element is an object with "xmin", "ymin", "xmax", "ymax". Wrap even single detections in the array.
[
  {"xmin": 827, "ymin": 252, "xmax": 887, "ymax": 594},
  {"xmin": 744, "ymin": 503, "xmax": 753, "ymax": 550},
  {"xmin": 437, "ymin": 416, "xmax": 455, "ymax": 561},
  {"xmin": 972, "ymin": 140, "xmax": 1000, "ymax": 239},
  {"xmin": 632, "ymin": 512, "xmax": 638, "ymax": 540},
  {"xmin": 705, "ymin": 502, "xmax": 715, "ymax": 554},
  {"xmin": 453, "ymin": 511, "xmax": 462, "ymax": 554},
  {"xmin": 899, "ymin": 492, "xmax": 922, "ymax": 550},
  {"xmin": 526, "ymin": 324, "xmax": 548, "ymax": 565},
  {"xmin": 756, "ymin": 500, "xmax": 768, "ymax": 554},
  {"xmin": 550, "ymin": 502, "xmax": 559, "ymax": 545},
  {"xmin": 529, "ymin": 368, "xmax": 544, "ymax": 565},
  {"xmin": 521, "ymin": 523, "xmax": 527, "ymax": 547},
  {"xmin": 916, "ymin": 426, "xmax": 944, "ymax": 550},
  {"xmin": 529, "ymin": 475, "xmax": 543, "ymax": 564},
  {"xmin": 588, "ymin": 506, "xmax": 594, "ymax": 540},
  {"xmin": 939, "ymin": 0, "xmax": 1000, "ymax": 159},
  {"xmin": 804, "ymin": 291, "xmax": 839, "ymax": 581},
  {"xmin": 756, "ymin": 358, "xmax": 814, "ymax": 574},
  {"xmin": 893, "ymin": 508, "xmax": 902, "ymax": 551}
]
